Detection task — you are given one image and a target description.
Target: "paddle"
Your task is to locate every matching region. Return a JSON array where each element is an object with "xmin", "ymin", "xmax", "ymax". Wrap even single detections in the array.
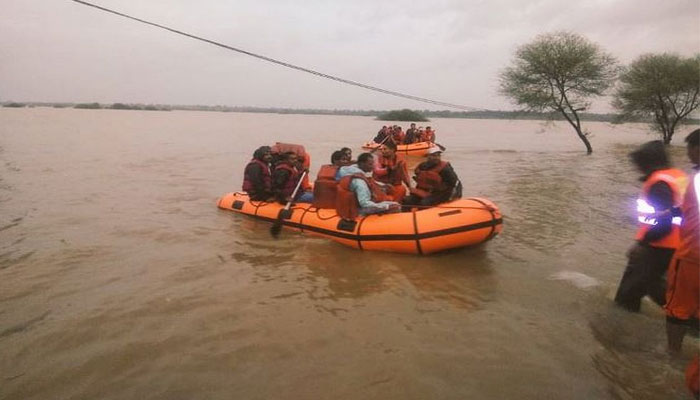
[
  {"xmin": 371, "ymin": 134, "xmax": 391, "ymax": 152},
  {"xmin": 270, "ymin": 171, "xmax": 308, "ymax": 238}
]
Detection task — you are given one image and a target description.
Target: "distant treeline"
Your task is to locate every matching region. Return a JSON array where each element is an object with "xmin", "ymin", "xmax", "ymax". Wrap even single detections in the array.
[{"xmin": 2, "ymin": 102, "xmax": 698, "ymax": 124}]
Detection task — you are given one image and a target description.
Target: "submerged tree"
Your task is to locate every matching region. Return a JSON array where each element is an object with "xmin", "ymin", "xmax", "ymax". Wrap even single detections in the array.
[
  {"xmin": 500, "ymin": 31, "xmax": 618, "ymax": 154},
  {"xmin": 612, "ymin": 53, "xmax": 700, "ymax": 144},
  {"xmin": 377, "ymin": 109, "xmax": 428, "ymax": 122}
]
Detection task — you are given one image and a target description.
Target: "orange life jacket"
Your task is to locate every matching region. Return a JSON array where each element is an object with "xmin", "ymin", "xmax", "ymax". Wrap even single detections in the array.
[
  {"xmin": 274, "ymin": 163, "xmax": 300, "ymax": 198},
  {"xmin": 336, "ymin": 173, "xmax": 391, "ymax": 220},
  {"xmin": 421, "ymin": 129, "xmax": 435, "ymax": 143},
  {"xmin": 242, "ymin": 158, "xmax": 272, "ymax": 195},
  {"xmin": 634, "ymin": 168, "xmax": 688, "ymax": 249},
  {"xmin": 412, "ymin": 161, "xmax": 448, "ymax": 198},
  {"xmin": 675, "ymin": 171, "xmax": 700, "ymax": 261},
  {"xmin": 375, "ymin": 153, "xmax": 407, "ymax": 185},
  {"xmin": 271, "ymin": 142, "xmax": 311, "ymax": 190},
  {"xmin": 392, "ymin": 130, "xmax": 404, "ymax": 145},
  {"xmin": 313, "ymin": 164, "xmax": 339, "ymax": 209}
]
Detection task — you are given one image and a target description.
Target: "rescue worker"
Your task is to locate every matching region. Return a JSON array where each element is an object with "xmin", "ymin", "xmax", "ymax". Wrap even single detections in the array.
[
  {"xmin": 373, "ymin": 140, "xmax": 410, "ymax": 202},
  {"xmin": 403, "ymin": 147, "xmax": 462, "ymax": 207},
  {"xmin": 336, "ymin": 152, "xmax": 401, "ymax": 219},
  {"xmin": 404, "ymin": 123, "xmax": 418, "ymax": 144},
  {"xmin": 614, "ymin": 140, "xmax": 688, "ymax": 312},
  {"xmin": 665, "ymin": 129, "xmax": 699, "ymax": 357},
  {"xmin": 272, "ymin": 151, "xmax": 313, "ymax": 204},
  {"xmin": 242, "ymin": 146, "xmax": 273, "ymax": 201},
  {"xmin": 421, "ymin": 126, "xmax": 436, "ymax": 143}
]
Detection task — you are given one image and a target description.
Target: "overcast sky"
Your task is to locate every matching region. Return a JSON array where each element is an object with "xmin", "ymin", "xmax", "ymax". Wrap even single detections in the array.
[{"xmin": 1, "ymin": 0, "xmax": 698, "ymax": 111}]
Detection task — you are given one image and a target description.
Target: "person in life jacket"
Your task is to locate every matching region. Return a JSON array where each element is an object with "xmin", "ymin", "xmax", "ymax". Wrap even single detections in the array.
[
  {"xmin": 373, "ymin": 140, "xmax": 410, "ymax": 202},
  {"xmin": 391, "ymin": 125, "xmax": 405, "ymax": 145},
  {"xmin": 242, "ymin": 146, "xmax": 273, "ymax": 201},
  {"xmin": 404, "ymin": 123, "xmax": 418, "ymax": 145},
  {"xmin": 340, "ymin": 147, "xmax": 356, "ymax": 165},
  {"xmin": 373, "ymin": 126, "xmax": 389, "ymax": 144},
  {"xmin": 614, "ymin": 140, "xmax": 688, "ymax": 312},
  {"xmin": 403, "ymin": 147, "xmax": 462, "ymax": 207},
  {"xmin": 664, "ymin": 129, "xmax": 700, "ymax": 360},
  {"xmin": 421, "ymin": 126, "xmax": 436, "ymax": 143},
  {"xmin": 272, "ymin": 151, "xmax": 313, "ymax": 204},
  {"xmin": 311, "ymin": 151, "xmax": 350, "ymax": 209},
  {"xmin": 336, "ymin": 152, "xmax": 401, "ymax": 220}
]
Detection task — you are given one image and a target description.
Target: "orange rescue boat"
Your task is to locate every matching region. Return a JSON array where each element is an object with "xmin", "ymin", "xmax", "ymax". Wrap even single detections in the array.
[
  {"xmin": 217, "ymin": 192, "xmax": 503, "ymax": 255},
  {"xmin": 361, "ymin": 141, "xmax": 437, "ymax": 157}
]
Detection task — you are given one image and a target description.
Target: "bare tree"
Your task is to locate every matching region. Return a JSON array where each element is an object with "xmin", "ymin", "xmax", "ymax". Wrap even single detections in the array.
[
  {"xmin": 613, "ymin": 53, "xmax": 700, "ymax": 144},
  {"xmin": 500, "ymin": 32, "xmax": 618, "ymax": 154}
]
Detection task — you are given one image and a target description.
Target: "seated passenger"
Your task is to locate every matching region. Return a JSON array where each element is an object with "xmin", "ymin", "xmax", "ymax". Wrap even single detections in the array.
[
  {"xmin": 312, "ymin": 155, "xmax": 344, "ymax": 209},
  {"xmin": 373, "ymin": 126, "xmax": 389, "ymax": 143},
  {"xmin": 421, "ymin": 126, "xmax": 436, "ymax": 143},
  {"xmin": 272, "ymin": 151, "xmax": 313, "ymax": 204},
  {"xmin": 340, "ymin": 147, "xmax": 355, "ymax": 165},
  {"xmin": 373, "ymin": 140, "xmax": 410, "ymax": 202},
  {"xmin": 336, "ymin": 153, "xmax": 401, "ymax": 219},
  {"xmin": 242, "ymin": 146, "xmax": 273, "ymax": 201},
  {"xmin": 404, "ymin": 123, "xmax": 418, "ymax": 145},
  {"xmin": 329, "ymin": 150, "xmax": 351, "ymax": 180},
  {"xmin": 391, "ymin": 125, "xmax": 405, "ymax": 145},
  {"xmin": 404, "ymin": 147, "xmax": 462, "ymax": 207}
]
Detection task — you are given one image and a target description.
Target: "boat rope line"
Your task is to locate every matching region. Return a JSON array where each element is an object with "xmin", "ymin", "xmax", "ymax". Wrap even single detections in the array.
[
  {"xmin": 69, "ymin": 0, "xmax": 487, "ymax": 112},
  {"xmin": 252, "ymin": 213, "xmax": 503, "ymax": 242}
]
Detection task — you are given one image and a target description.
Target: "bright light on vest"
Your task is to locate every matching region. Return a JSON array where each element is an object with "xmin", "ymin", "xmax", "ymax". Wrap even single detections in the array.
[{"xmin": 636, "ymin": 198, "xmax": 682, "ymax": 226}]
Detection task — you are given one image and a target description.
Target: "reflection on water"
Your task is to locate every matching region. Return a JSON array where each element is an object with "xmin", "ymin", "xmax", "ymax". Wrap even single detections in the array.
[{"xmin": 0, "ymin": 108, "xmax": 697, "ymax": 399}]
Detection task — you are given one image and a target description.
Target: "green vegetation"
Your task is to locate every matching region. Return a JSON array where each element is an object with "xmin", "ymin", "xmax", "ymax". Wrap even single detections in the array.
[
  {"xmin": 110, "ymin": 103, "xmax": 170, "ymax": 111},
  {"xmin": 613, "ymin": 53, "xmax": 700, "ymax": 144},
  {"xmin": 376, "ymin": 109, "xmax": 428, "ymax": 122},
  {"xmin": 74, "ymin": 102, "xmax": 102, "ymax": 109},
  {"xmin": 500, "ymin": 31, "xmax": 619, "ymax": 154},
  {"xmin": 3, "ymin": 102, "xmax": 26, "ymax": 108}
]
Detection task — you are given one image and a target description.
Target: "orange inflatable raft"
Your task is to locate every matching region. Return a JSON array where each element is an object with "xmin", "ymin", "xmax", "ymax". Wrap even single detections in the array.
[
  {"xmin": 361, "ymin": 141, "xmax": 437, "ymax": 156},
  {"xmin": 217, "ymin": 192, "xmax": 503, "ymax": 255}
]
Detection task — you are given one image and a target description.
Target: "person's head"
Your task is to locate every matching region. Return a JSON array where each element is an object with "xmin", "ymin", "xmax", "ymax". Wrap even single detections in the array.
[
  {"xmin": 357, "ymin": 153, "xmax": 375, "ymax": 173},
  {"xmin": 426, "ymin": 126, "xmax": 432, "ymax": 132},
  {"xmin": 331, "ymin": 150, "xmax": 345, "ymax": 166},
  {"xmin": 685, "ymin": 129, "xmax": 700, "ymax": 166},
  {"xmin": 341, "ymin": 147, "xmax": 352, "ymax": 159},
  {"xmin": 381, "ymin": 140, "xmax": 397, "ymax": 157},
  {"xmin": 410, "ymin": 123, "xmax": 416, "ymax": 128},
  {"xmin": 282, "ymin": 151, "xmax": 297, "ymax": 165},
  {"xmin": 426, "ymin": 147, "xmax": 442, "ymax": 165},
  {"xmin": 629, "ymin": 140, "xmax": 669, "ymax": 174},
  {"xmin": 254, "ymin": 146, "xmax": 272, "ymax": 163}
]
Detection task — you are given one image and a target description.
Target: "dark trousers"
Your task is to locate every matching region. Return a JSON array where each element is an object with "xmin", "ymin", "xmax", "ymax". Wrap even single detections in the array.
[{"xmin": 614, "ymin": 245, "xmax": 674, "ymax": 312}]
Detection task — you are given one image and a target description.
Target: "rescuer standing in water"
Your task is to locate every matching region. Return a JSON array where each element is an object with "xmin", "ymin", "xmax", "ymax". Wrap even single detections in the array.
[{"xmin": 614, "ymin": 140, "xmax": 687, "ymax": 312}]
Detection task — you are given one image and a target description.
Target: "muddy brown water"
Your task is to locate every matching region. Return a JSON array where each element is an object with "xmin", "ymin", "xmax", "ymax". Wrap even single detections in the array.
[{"xmin": 0, "ymin": 108, "xmax": 697, "ymax": 399}]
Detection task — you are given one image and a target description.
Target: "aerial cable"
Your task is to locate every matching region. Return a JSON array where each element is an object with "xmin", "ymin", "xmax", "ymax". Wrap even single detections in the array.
[{"xmin": 70, "ymin": 0, "xmax": 487, "ymax": 112}]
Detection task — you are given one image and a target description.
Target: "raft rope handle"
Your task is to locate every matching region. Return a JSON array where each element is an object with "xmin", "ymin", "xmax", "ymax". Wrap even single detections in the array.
[{"xmin": 69, "ymin": 0, "xmax": 486, "ymax": 112}]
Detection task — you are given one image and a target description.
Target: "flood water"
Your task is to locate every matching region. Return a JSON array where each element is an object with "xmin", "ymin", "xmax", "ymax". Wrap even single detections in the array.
[{"xmin": 0, "ymin": 108, "xmax": 697, "ymax": 399}]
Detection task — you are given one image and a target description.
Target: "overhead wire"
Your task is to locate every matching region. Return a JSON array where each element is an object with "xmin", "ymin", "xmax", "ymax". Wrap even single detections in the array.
[{"xmin": 70, "ymin": 0, "xmax": 488, "ymax": 112}]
